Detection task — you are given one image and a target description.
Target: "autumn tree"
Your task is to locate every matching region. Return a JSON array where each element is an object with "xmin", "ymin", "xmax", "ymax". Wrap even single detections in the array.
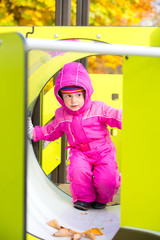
[
  {"xmin": 0, "ymin": 0, "xmax": 55, "ymax": 25},
  {"xmin": 89, "ymin": 0, "xmax": 155, "ymax": 26},
  {"xmin": 0, "ymin": 0, "xmax": 156, "ymax": 27}
]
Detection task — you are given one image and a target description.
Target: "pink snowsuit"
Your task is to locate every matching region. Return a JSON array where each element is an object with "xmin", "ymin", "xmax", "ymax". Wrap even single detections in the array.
[{"xmin": 33, "ymin": 62, "xmax": 122, "ymax": 204}]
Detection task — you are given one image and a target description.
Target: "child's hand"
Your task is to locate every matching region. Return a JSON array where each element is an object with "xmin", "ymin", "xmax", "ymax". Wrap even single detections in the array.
[{"xmin": 27, "ymin": 117, "xmax": 34, "ymax": 140}]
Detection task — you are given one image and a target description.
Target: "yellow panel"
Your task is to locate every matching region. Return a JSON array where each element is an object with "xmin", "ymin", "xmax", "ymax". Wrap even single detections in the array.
[
  {"xmin": 90, "ymin": 74, "xmax": 122, "ymax": 108},
  {"xmin": 43, "ymin": 86, "xmax": 60, "ymax": 125},
  {"xmin": 0, "ymin": 26, "xmax": 33, "ymax": 36},
  {"xmin": 32, "ymin": 26, "xmax": 158, "ymax": 46},
  {"xmin": 0, "ymin": 26, "xmax": 159, "ymax": 47},
  {"xmin": 26, "ymin": 233, "xmax": 40, "ymax": 240},
  {"xmin": 42, "ymin": 86, "xmax": 61, "ymax": 174},
  {"xmin": 28, "ymin": 50, "xmax": 52, "ymax": 77},
  {"xmin": 90, "ymin": 74, "xmax": 122, "ymax": 171},
  {"xmin": 42, "ymin": 140, "xmax": 61, "ymax": 175}
]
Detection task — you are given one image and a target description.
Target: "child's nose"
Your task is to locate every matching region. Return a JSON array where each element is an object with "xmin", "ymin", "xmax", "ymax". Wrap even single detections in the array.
[{"xmin": 71, "ymin": 96, "xmax": 76, "ymax": 103}]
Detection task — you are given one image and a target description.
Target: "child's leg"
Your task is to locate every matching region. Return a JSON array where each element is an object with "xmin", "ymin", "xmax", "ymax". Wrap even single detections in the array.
[
  {"xmin": 67, "ymin": 150, "xmax": 96, "ymax": 203},
  {"xmin": 92, "ymin": 152, "xmax": 121, "ymax": 204}
]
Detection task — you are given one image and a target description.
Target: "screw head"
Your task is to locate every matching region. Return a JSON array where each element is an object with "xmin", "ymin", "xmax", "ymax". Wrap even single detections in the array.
[
  {"xmin": 54, "ymin": 34, "xmax": 59, "ymax": 39},
  {"xmin": 96, "ymin": 34, "xmax": 101, "ymax": 39}
]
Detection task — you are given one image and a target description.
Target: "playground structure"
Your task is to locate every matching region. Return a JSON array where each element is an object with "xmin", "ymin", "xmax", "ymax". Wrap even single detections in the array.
[{"xmin": 0, "ymin": 26, "xmax": 160, "ymax": 240}]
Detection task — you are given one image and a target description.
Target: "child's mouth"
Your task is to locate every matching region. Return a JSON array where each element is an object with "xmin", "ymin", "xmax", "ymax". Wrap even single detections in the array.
[
  {"xmin": 71, "ymin": 105, "xmax": 78, "ymax": 108},
  {"xmin": 70, "ymin": 105, "xmax": 79, "ymax": 109}
]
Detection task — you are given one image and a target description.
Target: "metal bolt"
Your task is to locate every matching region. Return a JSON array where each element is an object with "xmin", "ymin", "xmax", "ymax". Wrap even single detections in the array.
[
  {"xmin": 96, "ymin": 34, "xmax": 101, "ymax": 39},
  {"xmin": 57, "ymin": 141, "xmax": 59, "ymax": 143},
  {"xmin": 56, "ymin": 158, "xmax": 59, "ymax": 160},
  {"xmin": 0, "ymin": 39, "xmax": 2, "ymax": 45},
  {"xmin": 54, "ymin": 34, "xmax": 59, "ymax": 39}
]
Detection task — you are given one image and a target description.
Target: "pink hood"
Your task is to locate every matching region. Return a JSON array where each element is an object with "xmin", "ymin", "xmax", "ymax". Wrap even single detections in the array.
[{"xmin": 54, "ymin": 62, "xmax": 94, "ymax": 115}]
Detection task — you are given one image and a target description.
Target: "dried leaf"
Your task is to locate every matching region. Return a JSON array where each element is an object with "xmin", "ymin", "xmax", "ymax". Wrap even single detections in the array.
[
  {"xmin": 71, "ymin": 233, "xmax": 82, "ymax": 240},
  {"xmin": 67, "ymin": 228, "xmax": 79, "ymax": 235},
  {"xmin": 52, "ymin": 228, "xmax": 73, "ymax": 237},
  {"xmin": 47, "ymin": 219, "xmax": 61, "ymax": 230},
  {"xmin": 80, "ymin": 213, "xmax": 87, "ymax": 215},
  {"xmin": 48, "ymin": 219, "xmax": 104, "ymax": 239},
  {"xmin": 60, "ymin": 226, "xmax": 78, "ymax": 235},
  {"xmin": 83, "ymin": 228, "xmax": 104, "ymax": 235},
  {"xmin": 107, "ymin": 202, "xmax": 119, "ymax": 206},
  {"xmin": 90, "ymin": 228, "xmax": 104, "ymax": 235},
  {"xmin": 85, "ymin": 232, "xmax": 95, "ymax": 240}
]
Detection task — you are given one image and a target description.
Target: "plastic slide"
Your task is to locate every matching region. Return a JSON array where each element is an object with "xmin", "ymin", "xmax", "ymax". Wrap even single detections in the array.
[{"xmin": 27, "ymin": 140, "xmax": 120, "ymax": 240}]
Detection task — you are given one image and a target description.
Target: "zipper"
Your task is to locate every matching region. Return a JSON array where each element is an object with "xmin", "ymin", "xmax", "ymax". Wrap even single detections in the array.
[
  {"xmin": 68, "ymin": 123, "xmax": 76, "ymax": 142},
  {"xmin": 72, "ymin": 115, "xmax": 82, "ymax": 142}
]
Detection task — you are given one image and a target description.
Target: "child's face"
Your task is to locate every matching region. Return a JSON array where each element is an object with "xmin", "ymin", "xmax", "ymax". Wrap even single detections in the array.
[{"xmin": 62, "ymin": 92, "xmax": 85, "ymax": 111}]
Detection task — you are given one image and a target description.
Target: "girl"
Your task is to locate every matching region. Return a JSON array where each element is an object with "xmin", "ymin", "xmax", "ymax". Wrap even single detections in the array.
[{"xmin": 28, "ymin": 62, "xmax": 122, "ymax": 211}]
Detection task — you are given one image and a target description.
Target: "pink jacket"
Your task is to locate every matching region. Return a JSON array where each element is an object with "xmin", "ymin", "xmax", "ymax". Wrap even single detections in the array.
[{"xmin": 33, "ymin": 62, "xmax": 122, "ymax": 154}]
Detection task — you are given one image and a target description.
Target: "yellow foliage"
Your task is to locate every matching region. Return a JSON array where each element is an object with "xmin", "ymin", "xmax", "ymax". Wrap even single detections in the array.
[
  {"xmin": 89, "ymin": 0, "xmax": 155, "ymax": 26},
  {"xmin": 0, "ymin": 0, "xmax": 55, "ymax": 25},
  {"xmin": 0, "ymin": 0, "xmax": 156, "ymax": 26},
  {"xmin": 88, "ymin": 55, "xmax": 123, "ymax": 74}
]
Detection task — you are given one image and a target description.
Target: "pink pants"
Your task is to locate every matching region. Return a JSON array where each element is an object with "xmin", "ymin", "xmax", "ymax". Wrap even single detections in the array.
[{"xmin": 67, "ymin": 148, "xmax": 121, "ymax": 204}]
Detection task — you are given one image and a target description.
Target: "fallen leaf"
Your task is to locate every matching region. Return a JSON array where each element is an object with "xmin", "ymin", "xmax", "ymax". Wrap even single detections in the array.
[
  {"xmin": 80, "ymin": 213, "xmax": 87, "ymax": 215},
  {"xmin": 107, "ymin": 202, "xmax": 119, "ymax": 206},
  {"xmin": 67, "ymin": 228, "xmax": 79, "ymax": 235},
  {"xmin": 71, "ymin": 233, "xmax": 82, "ymax": 240},
  {"xmin": 48, "ymin": 218, "xmax": 104, "ymax": 239},
  {"xmin": 47, "ymin": 219, "xmax": 61, "ymax": 230},
  {"xmin": 52, "ymin": 228, "xmax": 73, "ymax": 237},
  {"xmin": 60, "ymin": 226, "xmax": 79, "ymax": 235},
  {"xmin": 83, "ymin": 228, "xmax": 104, "ymax": 235},
  {"xmin": 85, "ymin": 232, "xmax": 95, "ymax": 240}
]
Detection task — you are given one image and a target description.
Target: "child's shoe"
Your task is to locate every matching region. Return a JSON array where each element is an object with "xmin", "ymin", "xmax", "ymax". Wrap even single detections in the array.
[
  {"xmin": 92, "ymin": 201, "xmax": 106, "ymax": 209},
  {"xmin": 74, "ymin": 201, "xmax": 93, "ymax": 211}
]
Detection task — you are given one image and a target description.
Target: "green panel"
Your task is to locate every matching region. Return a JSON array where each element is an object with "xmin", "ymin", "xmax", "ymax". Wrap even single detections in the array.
[
  {"xmin": 121, "ymin": 55, "xmax": 160, "ymax": 232},
  {"xmin": 0, "ymin": 33, "xmax": 26, "ymax": 239}
]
